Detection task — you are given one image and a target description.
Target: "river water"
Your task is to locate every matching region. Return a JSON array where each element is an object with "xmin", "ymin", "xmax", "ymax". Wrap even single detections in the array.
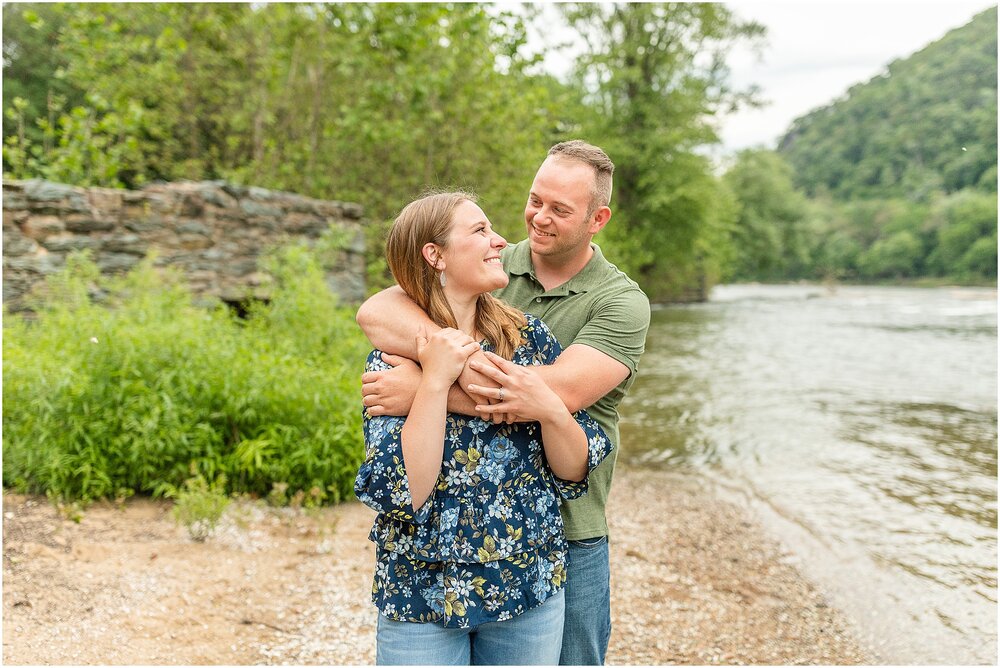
[{"xmin": 618, "ymin": 284, "xmax": 997, "ymax": 664}]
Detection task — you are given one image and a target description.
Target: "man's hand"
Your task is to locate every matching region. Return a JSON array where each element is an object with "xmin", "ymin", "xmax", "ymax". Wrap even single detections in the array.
[
  {"xmin": 361, "ymin": 353, "xmax": 423, "ymax": 417},
  {"xmin": 467, "ymin": 351, "xmax": 564, "ymax": 424},
  {"xmin": 459, "ymin": 349, "xmax": 511, "ymax": 423}
]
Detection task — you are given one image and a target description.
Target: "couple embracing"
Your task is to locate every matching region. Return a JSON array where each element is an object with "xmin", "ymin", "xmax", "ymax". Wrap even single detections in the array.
[{"xmin": 354, "ymin": 141, "xmax": 651, "ymax": 665}]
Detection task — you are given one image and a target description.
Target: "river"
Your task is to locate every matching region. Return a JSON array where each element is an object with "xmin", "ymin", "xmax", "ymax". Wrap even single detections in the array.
[{"xmin": 618, "ymin": 283, "xmax": 997, "ymax": 664}]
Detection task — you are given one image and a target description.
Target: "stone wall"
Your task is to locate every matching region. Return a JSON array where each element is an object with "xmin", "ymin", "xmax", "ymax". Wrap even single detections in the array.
[{"xmin": 3, "ymin": 179, "xmax": 366, "ymax": 310}]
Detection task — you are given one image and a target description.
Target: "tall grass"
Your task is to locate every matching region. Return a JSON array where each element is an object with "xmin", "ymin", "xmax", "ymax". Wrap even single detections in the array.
[{"xmin": 3, "ymin": 245, "xmax": 370, "ymax": 504}]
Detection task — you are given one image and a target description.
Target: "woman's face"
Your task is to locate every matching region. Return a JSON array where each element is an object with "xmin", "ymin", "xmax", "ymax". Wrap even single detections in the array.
[{"xmin": 438, "ymin": 200, "xmax": 509, "ymax": 297}]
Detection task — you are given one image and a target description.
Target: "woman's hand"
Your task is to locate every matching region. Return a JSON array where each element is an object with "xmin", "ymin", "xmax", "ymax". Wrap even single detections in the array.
[
  {"xmin": 467, "ymin": 351, "xmax": 567, "ymax": 424},
  {"xmin": 416, "ymin": 327, "xmax": 482, "ymax": 389}
]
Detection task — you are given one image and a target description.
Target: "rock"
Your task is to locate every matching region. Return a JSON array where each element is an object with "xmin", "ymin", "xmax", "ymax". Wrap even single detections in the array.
[
  {"xmin": 96, "ymin": 252, "xmax": 141, "ymax": 272},
  {"xmin": 22, "ymin": 180, "xmax": 78, "ymax": 202},
  {"xmin": 175, "ymin": 221, "xmax": 211, "ymax": 236},
  {"xmin": 180, "ymin": 194, "xmax": 204, "ymax": 218},
  {"xmin": 124, "ymin": 217, "xmax": 162, "ymax": 233},
  {"xmin": 65, "ymin": 215, "xmax": 116, "ymax": 233},
  {"xmin": 178, "ymin": 234, "xmax": 213, "ymax": 250},
  {"xmin": 3, "ymin": 233, "xmax": 38, "ymax": 256},
  {"xmin": 22, "ymin": 216, "xmax": 65, "ymax": 239},
  {"xmin": 240, "ymin": 200, "xmax": 282, "ymax": 218},
  {"xmin": 342, "ymin": 203, "xmax": 364, "ymax": 220},
  {"xmin": 198, "ymin": 185, "xmax": 237, "ymax": 209},
  {"xmin": 42, "ymin": 234, "xmax": 102, "ymax": 253},
  {"xmin": 102, "ymin": 234, "xmax": 148, "ymax": 255}
]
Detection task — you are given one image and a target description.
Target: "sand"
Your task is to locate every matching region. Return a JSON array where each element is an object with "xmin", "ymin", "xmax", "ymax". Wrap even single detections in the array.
[{"xmin": 2, "ymin": 466, "xmax": 874, "ymax": 665}]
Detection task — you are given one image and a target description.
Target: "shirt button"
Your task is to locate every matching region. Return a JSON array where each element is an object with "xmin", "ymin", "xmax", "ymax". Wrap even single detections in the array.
[{"xmin": 535, "ymin": 297, "xmax": 542, "ymax": 302}]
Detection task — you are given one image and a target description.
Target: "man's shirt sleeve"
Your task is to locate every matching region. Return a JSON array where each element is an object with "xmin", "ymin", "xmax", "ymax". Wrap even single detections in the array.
[{"xmin": 570, "ymin": 287, "xmax": 650, "ymax": 378}]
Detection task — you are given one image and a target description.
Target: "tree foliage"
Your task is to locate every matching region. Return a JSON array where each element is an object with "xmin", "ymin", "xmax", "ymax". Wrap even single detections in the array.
[
  {"xmin": 778, "ymin": 7, "xmax": 997, "ymax": 201},
  {"xmin": 4, "ymin": 2, "xmax": 994, "ymax": 298},
  {"xmin": 557, "ymin": 2, "xmax": 765, "ymax": 300},
  {"xmin": 3, "ymin": 4, "xmax": 559, "ymax": 232},
  {"xmin": 721, "ymin": 149, "xmax": 809, "ymax": 280}
]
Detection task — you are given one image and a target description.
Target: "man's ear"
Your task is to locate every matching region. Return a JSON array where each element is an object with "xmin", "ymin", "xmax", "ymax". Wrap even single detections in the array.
[
  {"xmin": 588, "ymin": 206, "xmax": 612, "ymax": 235},
  {"xmin": 421, "ymin": 242, "xmax": 445, "ymax": 271}
]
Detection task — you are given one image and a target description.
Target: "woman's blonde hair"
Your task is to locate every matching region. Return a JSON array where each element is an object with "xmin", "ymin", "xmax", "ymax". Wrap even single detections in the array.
[{"xmin": 385, "ymin": 191, "xmax": 526, "ymax": 359}]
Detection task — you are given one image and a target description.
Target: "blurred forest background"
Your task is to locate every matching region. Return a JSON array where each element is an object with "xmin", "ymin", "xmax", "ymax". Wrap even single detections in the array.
[
  {"xmin": 2, "ymin": 3, "xmax": 997, "ymax": 506},
  {"xmin": 5, "ymin": 3, "xmax": 996, "ymax": 299}
]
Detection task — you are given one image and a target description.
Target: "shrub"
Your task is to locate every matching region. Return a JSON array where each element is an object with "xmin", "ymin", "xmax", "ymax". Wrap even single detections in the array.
[
  {"xmin": 3, "ymin": 245, "xmax": 370, "ymax": 504},
  {"xmin": 170, "ymin": 473, "xmax": 231, "ymax": 542}
]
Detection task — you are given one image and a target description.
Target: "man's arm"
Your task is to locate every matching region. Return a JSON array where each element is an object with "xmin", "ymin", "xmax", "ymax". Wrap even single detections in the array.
[
  {"xmin": 534, "ymin": 344, "xmax": 630, "ymax": 412},
  {"xmin": 469, "ymin": 285, "xmax": 650, "ymax": 416},
  {"xmin": 469, "ymin": 343, "xmax": 628, "ymax": 415},
  {"xmin": 356, "ymin": 286, "xmax": 435, "ymax": 358},
  {"xmin": 357, "ymin": 287, "xmax": 500, "ymax": 418}
]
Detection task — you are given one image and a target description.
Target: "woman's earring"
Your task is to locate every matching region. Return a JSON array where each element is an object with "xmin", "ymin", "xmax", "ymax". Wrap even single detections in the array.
[{"xmin": 439, "ymin": 270, "xmax": 446, "ymax": 287}]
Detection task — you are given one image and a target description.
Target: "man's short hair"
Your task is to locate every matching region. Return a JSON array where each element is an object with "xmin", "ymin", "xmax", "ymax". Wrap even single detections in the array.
[{"xmin": 548, "ymin": 140, "xmax": 614, "ymax": 219}]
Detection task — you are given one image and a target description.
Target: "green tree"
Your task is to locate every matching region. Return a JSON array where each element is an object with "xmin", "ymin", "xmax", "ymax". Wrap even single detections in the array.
[
  {"xmin": 722, "ymin": 149, "xmax": 810, "ymax": 280},
  {"xmin": 857, "ymin": 230, "xmax": 923, "ymax": 279},
  {"xmin": 926, "ymin": 190, "xmax": 999, "ymax": 279},
  {"xmin": 778, "ymin": 7, "xmax": 997, "ymax": 201},
  {"xmin": 559, "ymin": 2, "xmax": 765, "ymax": 300},
  {"xmin": 3, "ymin": 3, "xmax": 566, "ymax": 234},
  {"xmin": 2, "ymin": 4, "xmax": 84, "ymax": 145}
]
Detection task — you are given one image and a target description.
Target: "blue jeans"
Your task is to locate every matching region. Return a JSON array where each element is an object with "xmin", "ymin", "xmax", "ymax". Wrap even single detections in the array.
[
  {"xmin": 376, "ymin": 589, "xmax": 565, "ymax": 665},
  {"xmin": 560, "ymin": 536, "xmax": 611, "ymax": 665}
]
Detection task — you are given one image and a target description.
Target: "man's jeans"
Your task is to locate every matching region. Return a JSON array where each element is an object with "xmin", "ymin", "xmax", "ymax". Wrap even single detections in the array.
[
  {"xmin": 560, "ymin": 536, "xmax": 611, "ymax": 665},
  {"xmin": 376, "ymin": 589, "xmax": 564, "ymax": 665}
]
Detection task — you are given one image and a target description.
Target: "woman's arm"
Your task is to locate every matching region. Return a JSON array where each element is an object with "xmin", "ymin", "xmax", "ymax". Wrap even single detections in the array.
[{"xmin": 401, "ymin": 328, "xmax": 482, "ymax": 509}]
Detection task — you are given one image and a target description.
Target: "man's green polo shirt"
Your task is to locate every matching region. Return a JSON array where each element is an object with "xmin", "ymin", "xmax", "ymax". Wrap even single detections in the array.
[{"xmin": 495, "ymin": 241, "xmax": 650, "ymax": 540}]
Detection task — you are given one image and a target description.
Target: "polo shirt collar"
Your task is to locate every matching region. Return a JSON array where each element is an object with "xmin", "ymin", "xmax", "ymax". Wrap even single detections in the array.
[{"xmin": 504, "ymin": 241, "xmax": 609, "ymax": 295}]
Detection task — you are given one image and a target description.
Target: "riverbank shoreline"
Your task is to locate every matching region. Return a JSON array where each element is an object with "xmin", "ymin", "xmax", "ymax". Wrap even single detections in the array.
[{"xmin": 3, "ymin": 467, "xmax": 873, "ymax": 664}]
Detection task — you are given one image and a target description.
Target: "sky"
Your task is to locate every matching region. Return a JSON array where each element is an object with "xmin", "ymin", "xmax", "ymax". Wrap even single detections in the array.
[
  {"xmin": 527, "ymin": 1, "xmax": 996, "ymax": 157},
  {"xmin": 719, "ymin": 1, "xmax": 997, "ymax": 154}
]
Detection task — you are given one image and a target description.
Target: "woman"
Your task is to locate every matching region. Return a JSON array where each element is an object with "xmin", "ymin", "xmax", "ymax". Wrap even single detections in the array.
[{"xmin": 354, "ymin": 191, "xmax": 613, "ymax": 665}]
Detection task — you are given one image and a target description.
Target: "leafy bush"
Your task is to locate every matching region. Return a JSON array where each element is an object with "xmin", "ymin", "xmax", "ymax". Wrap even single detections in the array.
[
  {"xmin": 170, "ymin": 473, "xmax": 231, "ymax": 542},
  {"xmin": 3, "ymin": 245, "xmax": 370, "ymax": 504}
]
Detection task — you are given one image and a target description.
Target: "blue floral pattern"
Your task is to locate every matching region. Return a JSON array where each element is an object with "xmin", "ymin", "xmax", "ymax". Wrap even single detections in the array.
[{"xmin": 355, "ymin": 314, "xmax": 613, "ymax": 628}]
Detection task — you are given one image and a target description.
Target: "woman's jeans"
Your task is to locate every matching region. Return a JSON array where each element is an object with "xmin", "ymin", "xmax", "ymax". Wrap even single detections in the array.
[
  {"xmin": 559, "ymin": 536, "xmax": 612, "ymax": 665},
  {"xmin": 376, "ymin": 589, "xmax": 565, "ymax": 665}
]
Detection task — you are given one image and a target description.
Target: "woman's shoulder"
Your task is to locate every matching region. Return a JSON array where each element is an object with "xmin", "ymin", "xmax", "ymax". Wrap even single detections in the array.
[
  {"xmin": 518, "ymin": 313, "xmax": 554, "ymax": 339},
  {"xmin": 514, "ymin": 314, "xmax": 561, "ymax": 362}
]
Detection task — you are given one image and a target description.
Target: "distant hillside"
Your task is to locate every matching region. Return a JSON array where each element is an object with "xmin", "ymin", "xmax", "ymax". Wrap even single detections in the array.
[{"xmin": 778, "ymin": 7, "xmax": 997, "ymax": 200}]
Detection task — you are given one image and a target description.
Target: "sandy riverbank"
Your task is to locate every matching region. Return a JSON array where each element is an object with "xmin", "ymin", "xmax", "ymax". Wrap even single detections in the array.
[{"xmin": 2, "ymin": 467, "xmax": 874, "ymax": 664}]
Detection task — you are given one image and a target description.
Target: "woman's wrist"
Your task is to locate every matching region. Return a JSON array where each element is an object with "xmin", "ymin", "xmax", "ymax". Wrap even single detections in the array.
[
  {"xmin": 417, "ymin": 373, "xmax": 454, "ymax": 395},
  {"xmin": 537, "ymin": 401, "xmax": 573, "ymax": 429}
]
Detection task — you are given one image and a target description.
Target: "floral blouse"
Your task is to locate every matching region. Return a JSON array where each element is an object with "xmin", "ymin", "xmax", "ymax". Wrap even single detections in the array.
[{"xmin": 354, "ymin": 314, "xmax": 613, "ymax": 629}]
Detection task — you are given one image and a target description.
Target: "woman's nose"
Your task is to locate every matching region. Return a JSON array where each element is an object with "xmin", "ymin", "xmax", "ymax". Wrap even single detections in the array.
[{"xmin": 492, "ymin": 233, "xmax": 507, "ymax": 249}]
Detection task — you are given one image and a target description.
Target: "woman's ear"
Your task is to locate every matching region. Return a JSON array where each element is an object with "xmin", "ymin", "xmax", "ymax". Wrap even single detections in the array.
[{"xmin": 421, "ymin": 242, "xmax": 445, "ymax": 271}]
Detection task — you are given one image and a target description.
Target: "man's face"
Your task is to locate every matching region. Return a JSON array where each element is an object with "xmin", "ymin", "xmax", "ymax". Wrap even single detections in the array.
[{"xmin": 523, "ymin": 156, "xmax": 598, "ymax": 262}]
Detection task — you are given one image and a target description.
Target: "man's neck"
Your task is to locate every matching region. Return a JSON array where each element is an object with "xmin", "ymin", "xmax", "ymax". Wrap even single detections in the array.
[{"xmin": 531, "ymin": 244, "xmax": 594, "ymax": 292}]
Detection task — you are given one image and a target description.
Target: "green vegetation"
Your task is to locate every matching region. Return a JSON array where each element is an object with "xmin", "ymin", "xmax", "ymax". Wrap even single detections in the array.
[
  {"xmin": 2, "ymin": 3, "xmax": 996, "ymax": 503},
  {"xmin": 2, "ymin": 246, "xmax": 370, "ymax": 503},
  {"xmin": 2, "ymin": 2, "xmax": 763, "ymax": 299},
  {"xmin": 778, "ymin": 7, "xmax": 997, "ymax": 200},
  {"xmin": 169, "ymin": 473, "xmax": 231, "ymax": 542},
  {"xmin": 724, "ymin": 7, "xmax": 996, "ymax": 283},
  {"xmin": 558, "ymin": 3, "xmax": 764, "ymax": 300}
]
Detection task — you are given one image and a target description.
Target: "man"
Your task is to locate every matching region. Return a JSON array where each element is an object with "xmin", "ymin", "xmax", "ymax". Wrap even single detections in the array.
[{"xmin": 356, "ymin": 140, "xmax": 650, "ymax": 665}]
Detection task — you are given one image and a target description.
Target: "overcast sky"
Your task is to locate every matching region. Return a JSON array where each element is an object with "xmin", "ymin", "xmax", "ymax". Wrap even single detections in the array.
[
  {"xmin": 720, "ymin": 1, "xmax": 997, "ymax": 154},
  {"xmin": 527, "ymin": 1, "xmax": 996, "ymax": 157}
]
